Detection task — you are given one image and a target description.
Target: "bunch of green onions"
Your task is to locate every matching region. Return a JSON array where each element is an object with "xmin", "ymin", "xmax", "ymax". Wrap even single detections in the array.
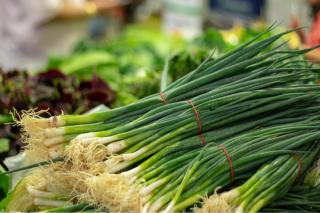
[
  {"xmin": 262, "ymin": 185, "xmax": 320, "ymax": 212},
  {"xmin": 104, "ymin": 120, "xmax": 320, "ymax": 212},
  {"xmin": 20, "ymin": 28, "xmax": 319, "ymax": 162},
  {"xmin": 4, "ymin": 28, "xmax": 320, "ymax": 212},
  {"xmin": 196, "ymin": 143, "xmax": 319, "ymax": 213}
]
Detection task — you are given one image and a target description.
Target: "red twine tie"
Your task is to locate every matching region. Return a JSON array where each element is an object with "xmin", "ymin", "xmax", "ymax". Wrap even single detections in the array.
[
  {"xmin": 219, "ymin": 144, "xmax": 235, "ymax": 181},
  {"xmin": 186, "ymin": 99, "xmax": 234, "ymax": 181},
  {"xmin": 159, "ymin": 92, "xmax": 168, "ymax": 104},
  {"xmin": 293, "ymin": 155, "xmax": 302, "ymax": 181},
  {"xmin": 187, "ymin": 100, "xmax": 206, "ymax": 145}
]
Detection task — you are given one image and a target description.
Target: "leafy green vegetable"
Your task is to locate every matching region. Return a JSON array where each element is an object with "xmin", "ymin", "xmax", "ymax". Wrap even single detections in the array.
[
  {"xmin": 0, "ymin": 115, "xmax": 12, "ymax": 125},
  {"xmin": 59, "ymin": 51, "xmax": 116, "ymax": 75},
  {"xmin": 0, "ymin": 165, "xmax": 10, "ymax": 202},
  {"xmin": 191, "ymin": 28, "xmax": 226, "ymax": 50},
  {"xmin": 0, "ymin": 139, "xmax": 9, "ymax": 154},
  {"xmin": 0, "ymin": 69, "xmax": 116, "ymax": 162}
]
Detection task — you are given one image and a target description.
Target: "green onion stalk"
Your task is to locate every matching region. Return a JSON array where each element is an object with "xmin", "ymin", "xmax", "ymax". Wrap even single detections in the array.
[
  {"xmin": 12, "ymin": 54, "xmax": 320, "ymax": 211},
  {"xmin": 23, "ymin": 27, "xmax": 287, "ymax": 128},
  {"xmin": 61, "ymin": 86, "xmax": 320, "ymax": 175},
  {"xmin": 262, "ymin": 185, "xmax": 320, "ymax": 212},
  {"xmin": 102, "ymin": 92, "xmax": 320, "ymax": 173},
  {"xmin": 29, "ymin": 71, "xmax": 320, "ymax": 162},
  {"xmin": 9, "ymin": 62, "xmax": 320, "ymax": 211},
  {"xmin": 7, "ymin": 29, "xmax": 320, "ymax": 212},
  {"xmin": 80, "ymin": 120, "xmax": 320, "ymax": 212},
  {"xmin": 6, "ymin": 102, "xmax": 320, "ymax": 211},
  {"xmin": 7, "ymin": 100, "xmax": 320, "ymax": 211},
  {"xmin": 19, "ymin": 29, "xmax": 319, "ymax": 163},
  {"xmin": 195, "ymin": 143, "xmax": 320, "ymax": 213}
]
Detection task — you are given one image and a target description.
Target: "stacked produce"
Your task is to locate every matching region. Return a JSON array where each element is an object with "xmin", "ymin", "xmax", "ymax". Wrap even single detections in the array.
[
  {"xmin": 262, "ymin": 185, "xmax": 320, "ymax": 212},
  {"xmin": 196, "ymin": 143, "xmax": 319, "ymax": 213},
  {"xmin": 0, "ymin": 25, "xmax": 226, "ymax": 172},
  {"xmin": 2, "ymin": 29, "xmax": 320, "ymax": 212}
]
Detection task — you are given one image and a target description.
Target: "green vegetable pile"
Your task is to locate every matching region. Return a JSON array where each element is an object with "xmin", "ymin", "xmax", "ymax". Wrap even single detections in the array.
[
  {"xmin": 1, "ymin": 28, "xmax": 320, "ymax": 213},
  {"xmin": 46, "ymin": 25, "xmax": 229, "ymax": 107}
]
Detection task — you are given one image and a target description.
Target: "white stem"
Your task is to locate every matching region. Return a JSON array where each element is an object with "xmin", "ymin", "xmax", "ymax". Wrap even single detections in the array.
[
  {"xmin": 97, "ymin": 136, "xmax": 119, "ymax": 144},
  {"xmin": 221, "ymin": 189, "xmax": 239, "ymax": 203},
  {"xmin": 106, "ymin": 140, "xmax": 127, "ymax": 153},
  {"xmin": 77, "ymin": 137, "xmax": 99, "ymax": 145},
  {"xmin": 44, "ymin": 136, "xmax": 65, "ymax": 147},
  {"xmin": 121, "ymin": 167, "xmax": 140, "ymax": 179},
  {"xmin": 107, "ymin": 161, "xmax": 131, "ymax": 173},
  {"xmin": 129, "ymin": 176, "xmax": 137, "ymax": 184},
  {"xmin": 77, "ymin": 136, "xmax": 117, "ymax": 145},
  {"xmin": 44, "ymin": 128, "xmax": 65, "ymax": 138},
  {"xmin": 121, "ymin": 147, "xmax": 147, "ymax": 161},
  {"xmin": 75, "ymin": 132, "xmax": 96, "ymax": 140},
  {"xmin": 149, "ymin": 196, "xmax": 166, "ymax": 212},
  {"xmin": 27, "ymin": 185, "xmax": 58, "ymax": 199},
  {"xmin": 162, "ymin": 201, "xmax": 174, "ymax": 213},
  {"xmin": 142, "ymin": 194, "xmax": 151, "ymax": 204},
  {"xmin": 142, "ymin": 203, "xmax": 150, "ymax": 213},
  {"xmin": 235, "ymin": 206, "xmax": 244, "ymax": 213},
  {"xmin": 33, "ymin": 198, "xmax": 69, "ymax": 207},
  {"xmin": 121, "ymin": 153, "xmax": 138, "ymax": 161},
  {"xmin": 140, "ymin": 178, "xmax": 167, "ymax": 196}
]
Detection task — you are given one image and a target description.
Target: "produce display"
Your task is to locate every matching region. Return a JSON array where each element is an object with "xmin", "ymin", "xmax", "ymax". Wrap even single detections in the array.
[
  {"xmin": 46, "ymin": 25, "xmax": 230, "ymax": 107},
  {"xmin": 0, "ymin": 26, "xmax": 228, "ymax": 171},
  {"xmin": 46, "ymin": 25, "xmax": 178, "ymax": 106},
  {"xmin": 0, "ymin": 28, "xmax": 320, "ymax": 213},
  {"xmin": 0, "ymin": 69, "xmax": 115, "ymax": 163}
]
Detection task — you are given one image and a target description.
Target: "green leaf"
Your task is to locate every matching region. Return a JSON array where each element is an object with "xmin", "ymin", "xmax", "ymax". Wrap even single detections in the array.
[
  {"xmin": 0, "ymin": 194, "xmax": 9, "ymax": 211},
  {"xmin": 0, "ymin": 139, "xmax": 10, "ymax": 154},
  {"xmin": 60, "ymin": 51, "xmax": 116, "ymax": 75},
  {"xmin": 0, "ymin": 115, "xmax": 12, "ymax": 125},
  {"xmin": 0, "ymin": 165, "xmax": 11, "ymax": 205}
]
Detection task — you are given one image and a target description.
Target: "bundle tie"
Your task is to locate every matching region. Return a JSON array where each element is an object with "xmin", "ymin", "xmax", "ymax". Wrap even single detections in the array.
[
  {"xmin": 159, "ymin": 92, "xmax": 168, "ymax": 104},
  {"xmin": 293, "ymin": 155, "xmax": 302, "ymax": 181},
  {"xmin": 187, "ymin": 100, "xmax": 206, "ymax": 145},
  {"xmin": 219, "ymin": 144, "xmax": 235, "ymax": 181}
]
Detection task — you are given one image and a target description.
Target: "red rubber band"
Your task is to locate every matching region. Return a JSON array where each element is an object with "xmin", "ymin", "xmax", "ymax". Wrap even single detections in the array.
[
  {"xmin": 187, "ymin": 100, "xmax": 206, "ymax": 145},
  {"xmin": 293, "ymin": 155, "xmax": 302, "ymax": 181},
  {"xmin": 159, "ymin": 92, "xmax": 168, "ymax": 104},
  {"xmin": 219, "ymin": 144, "xmax": 235, "ymax": 181}
]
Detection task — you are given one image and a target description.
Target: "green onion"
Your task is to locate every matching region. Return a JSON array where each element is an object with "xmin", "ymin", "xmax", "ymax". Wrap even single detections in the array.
[
  {"xmin": 8, "ymin": 29, "xmax": 320, "ymax": 212},
  {"xmin": 196, "ymin": 143, "xmax": 319, "ymax": 213}
]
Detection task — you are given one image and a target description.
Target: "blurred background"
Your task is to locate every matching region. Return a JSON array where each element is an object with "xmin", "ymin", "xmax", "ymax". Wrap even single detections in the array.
[
  {"xmin": 0, "ymin": 0, "xmax": 317, "ymax": 71},
  {"xmin": 1, "ymin": 0, "xmax": 320, "ymax": 164}
]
